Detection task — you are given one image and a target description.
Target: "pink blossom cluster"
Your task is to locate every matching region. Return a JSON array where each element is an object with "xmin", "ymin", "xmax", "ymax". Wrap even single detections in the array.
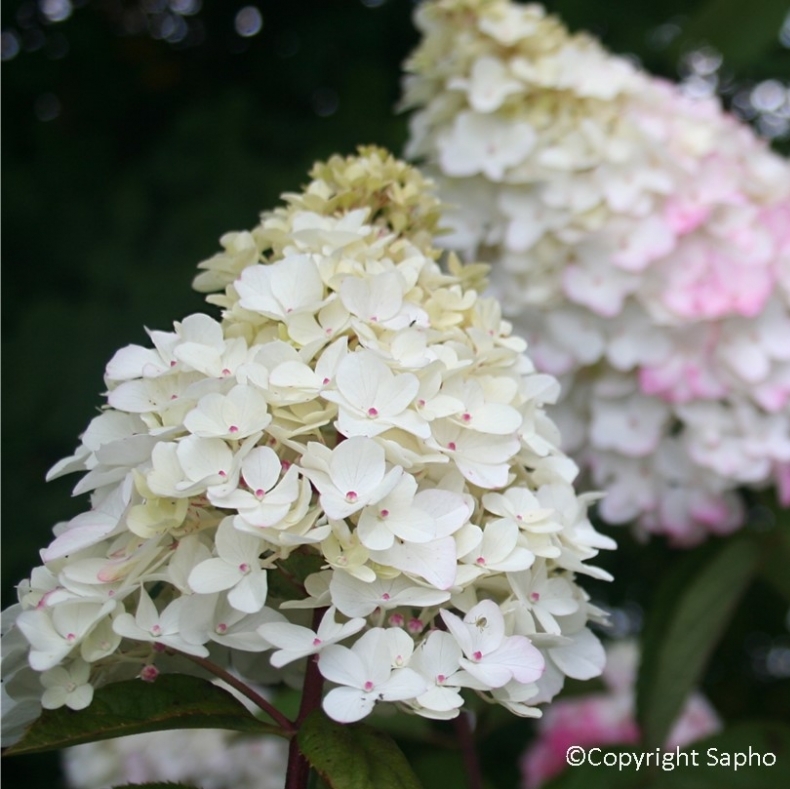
[
  {"xmin": 520, "ymin": 641, "xmax": 721, "ymax": 788},
  {"xmin": 403, "ymin": 0, "xmax": 790, "ymax": 544}
]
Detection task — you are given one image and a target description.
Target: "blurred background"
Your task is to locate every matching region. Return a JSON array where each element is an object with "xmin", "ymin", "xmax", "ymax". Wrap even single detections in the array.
[{"xmin": 2, "ymin": 1, "xmax": 789, "ymax": 787}]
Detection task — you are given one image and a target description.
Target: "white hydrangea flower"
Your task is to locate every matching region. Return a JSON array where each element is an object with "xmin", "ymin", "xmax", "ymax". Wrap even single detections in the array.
[
  {"xmin": 318, "ymin": 628, "xmax": 428, "ymax": 724},
  {"xmin": 40, "ymin": 658, "xmax": 94, "ymax": 711},
  {"xmin": 2, "ymin": 148, "xmax": 612, "ymax": 739},
  {"xmin": 403, "ymin": 0, "xmax": 790, "ymax": 544}
]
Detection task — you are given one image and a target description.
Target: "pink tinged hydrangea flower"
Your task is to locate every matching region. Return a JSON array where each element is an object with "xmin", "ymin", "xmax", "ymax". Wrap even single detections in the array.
[
  {"xmin": 461, "ymin": 519, "xmax": 535, "ymax": 576},
  {"xmin": 430, "ymin": 421, "xmax": 520, "ymax": 489},
  {"xmin": 638, "ymin": 337, "xmax": 727, "ymax": 404},
  {"xmin": 408, "ymin": 631, "xmax": 465, "ymax": 718},
  {"xmin": 105, "ymin": 369, "xmax": 213, "ymax": 415},
  {"xmin": 443, "ymin": 378, "xmax": 523, "ymax": 435},
  {"xmin": 663, "ymin": 196, "xmax": 711, "ymax": 235},
  {"xmin": 209, "ymin": 446, "xmax": 300, "ymax": 528},
  {"xmin": 506, "ymin": 568, "xmax": 578, "ymax": 635},
  {"xmin": 521, "ymin": 694, "xmax": 640, "ymax": 789},
  {"xmin": 365, "ymin": 485, "xmax": 471, "ymax": 589},
  {"xmin": 40, "ymin": 659, "xmax": 93, "ymax": 711},
  {"xmin": 235, "ymin": 254, "xmax": 325, "ymax": 321},
  {"xmin": 404, "ymin": 0, "xmax": 790, "ymax": 542},
  {"xmin": 680, "ymin": 400, "xmax": 790, "ymax": 483},
  {"xmin": 105, "ymin": 334, "xmax": 176, "ymax": 381},
  {"xmin": 328, "ymin": 573, "xmax": 451, "ymax": 618},
  {"xmin": 356, "ymin": 474, "xmax": 436, "ymax": 551},
  {"xmin": 182, "ymin": 385, "xmax": 272, "ymax": 440},
  {"xmin": 112, "ymin": 589, "xmax": 207, "ymax": 657},
  {"xmin": 148, "ymin": 435, "xmax": 255, "ymax": 499},
  {"xmin": 482, "ymin": 518, "xmax": 560, "ymax": 563},
  {"xmin": 521, "ymin": 640, "xmax": 720, "ymax": 789},
  {"xmin": 286, "ymin": 298, "xmax": 351, "ymax": 349},
  {"xmin": 482, "ymin": 488, "xmax": 556, "ymax": 532},
  {"xmin": 665, "ymin": 693, "xmax": 723, "ymax": 750},
  {"xmin": 17, "ymin": 601, "xmax": 116, "ymax": 672},
  {"xmin": 299, "ymin": 437, "xmax": 403, "ymax": 520},
  {"xmin": 324, "ymin": 351, "xmax": 427, "ymax": 439},
  {"xmin": 318, "ymin": 628, "xmax": 428, "ymax": 723},
  {"xmin": 258, "ymin": 606, "xmax": 366, "ymax": 668},
  {"xmin": 187, "ymin": 519, "xmax": 268, "ymax": 614},
  {"xmin": 777, "ymin": 462, "xmax": 790, "ymax": 506},
  {"xmin": 179, "ymin": 594, "xmax": 286, "ymax": 653},
  {"xmin": 659, "ymin": 233, "xmax": 774, "ymax": 321},
  {"xmin": 441, "ymin": 599, "xmax": 544, "ymax": 688},
  {"xmin": 438, "ymin": 111, "xmax": 537, "ymax": 181}
]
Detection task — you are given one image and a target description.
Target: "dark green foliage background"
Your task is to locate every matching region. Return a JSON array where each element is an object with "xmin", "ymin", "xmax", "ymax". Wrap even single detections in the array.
[{"xmin": 2, "ymin": 1, "xmax": 789, "ymax": 787}]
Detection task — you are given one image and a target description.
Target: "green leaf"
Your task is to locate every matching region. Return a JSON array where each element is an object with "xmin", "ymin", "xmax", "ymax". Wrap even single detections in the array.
[
  {"xmin": 4, "ymin": 675, "xmax": 284, "ymax": 757},
  {"xmin": 636, "ymin": 536, "xmax": 760, "ymax": 749},
  {"xmin": 757, "ymin": 504, "xmax": 790, "ymax": 603},
  {"xmin": 269, "ymin": 551, "xmax": 325, "ymax": 601},
  {"xmin": 297, "ymin": 709, "xmax": 425, "ymax": 789},
  {"xmin": 409, "ymin": 750, "xmax": 468, "ymax": 789},
  {"xmin": 651, "ymin": 721, "xmax": 790, "ymax": 789}
]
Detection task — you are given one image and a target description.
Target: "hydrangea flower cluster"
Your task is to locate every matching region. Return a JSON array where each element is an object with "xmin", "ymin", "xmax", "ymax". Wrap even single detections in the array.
[
  {"xmin": 2, "ymin": 148, "xmax": 613, "ymax": 739},
  {"xmin": 64, "ymin": 723, "xmax": 287, "ymax": 789},
  {"xmin": 520, "ymin": 641, "xmax": 721, "ymax": 788},
  {"xmin": 402, "ymin": 0, "xmax": 790, "ymax": 544}
]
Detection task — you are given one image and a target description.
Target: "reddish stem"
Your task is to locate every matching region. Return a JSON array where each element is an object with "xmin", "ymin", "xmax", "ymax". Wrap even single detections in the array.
[
  {"xmin": 174, "ymin": 650, "xmax": 295, "ymax": 735},
  {"xmin": 284, "ymin": 607, "xmax": 328, "ymax": 789},
  {"xmin": 454, "ymin": 711, "xmax": 483, "ymax": 789}
]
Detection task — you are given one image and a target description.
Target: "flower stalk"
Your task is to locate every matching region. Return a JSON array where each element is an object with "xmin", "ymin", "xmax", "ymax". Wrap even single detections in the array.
[{"xmin": 174, "ymin": 650, "xmax": 296, "ymax": 735}]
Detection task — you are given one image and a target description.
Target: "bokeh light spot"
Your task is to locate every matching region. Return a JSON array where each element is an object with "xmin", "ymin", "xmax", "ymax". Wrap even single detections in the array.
[
  {"xmin": 751, "ymin": 80, "xmax": 786, "ymax": 113},
  {"xmin": 780, "ymin": 11, "xmax": 790, "ymax": 48},
  {"xmin": 169, "ymin": 0, "xmax": 201, "ymax": 15},
  {"xmin": 39, "ymin": 0, "xmax": 72, "ymax": 24},
  {"xmin": 235, "ymin": 6, "xmax": 263, "ymax": 38},
  {"xmin": 1, "ymin": 30, "xmax": 21, "ymax": 61}
]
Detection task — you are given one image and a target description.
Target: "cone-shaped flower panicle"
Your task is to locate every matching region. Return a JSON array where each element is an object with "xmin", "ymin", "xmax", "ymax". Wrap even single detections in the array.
[
  {"xmin": 403, "ymin": 0, "xmax": 790, "ymax": 545},
  {"xmin": 2, "ymin": 147, "xmax": 611, "ymax": 740}
]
